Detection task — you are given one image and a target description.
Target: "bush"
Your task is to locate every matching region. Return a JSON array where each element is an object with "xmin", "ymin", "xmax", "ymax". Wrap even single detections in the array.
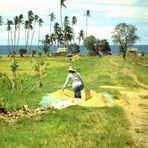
[
  {"xmin": 141, "ymin": 52, "xmax": 145, "ymax": 56},
  {"xmin": 68, "ymin": 43, "xmax": 80, "ymax": 54},
  {"xmin": 38, "ymin": 52, "xmax": 42, "ymax": 57},
  {"xmin": 83, "ymin": 35, "xmax": 98, "ymax": 56},
  {"xmin": 19, "ymin": 48, "xmax": 27, "ymax": 57},
  {"xmin": 32, "ymin": 50, "xmax": 37, "ymax": 57}
]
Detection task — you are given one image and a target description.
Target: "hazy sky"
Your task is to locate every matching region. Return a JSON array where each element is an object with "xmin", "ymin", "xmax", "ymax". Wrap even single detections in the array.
[{"xmin": 0, "ymin": 0, "xmax": 148, "ymax": 45}]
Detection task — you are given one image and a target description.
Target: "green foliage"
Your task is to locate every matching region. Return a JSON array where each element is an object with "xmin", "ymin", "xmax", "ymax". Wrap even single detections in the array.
[
  {"xmin": 19, "ymin": 48, "xmax": 27, "ymax": 57},
  {"xmin": 77, "ymin": 29, "xmax": 85, "ymax": 45},
  {"xmin": 84, "ymin": 36, "xmax": 111, "ymax": 56},
  {"xmin": 0, "ymin": 72, "xmax": 12, "ymax": 89},
  {"xmin": 96, "ymin": 39, "xmax": 111, "ymax": 54},
  {"xmin": 38, "ymin": 52, "xmax": 42, "ymax": 57},
  {"xmin": 83, "ymin": 35, "xmax": 96, "ymax": 50},
  {"xmin": 11, "ymin": 60, "xmax": 19, "ymax": 90},
  {"xmin": 112, "ymin": 23, "xmax": 140, "ymax": 58},
  {"xmin": 10, "ymin": 60, "xmax": 19, "ymax": 72},
  {"xmin": 40, "ymin": 34, "xmax": 50, "ymax": 54},
  {"xmin": 141, "ymin": 52, "xmax": 145, "ymax": 56},
  {"xmin": 32, "ymin": 49, "xmax": 37, "ymax": 57},
  {"xmin": 30, "ymin": 61, "xmax": 46, "ymax": 92},
  {"xmin": 83, "ymin": 35, "xmax": 98, "ymax": 55},
  {"xmin": 127, "ymin": 53, "xmax": 148, "ymax": 66},
  {"xmin": 68, "ymin": 43, "xmax": 80, "ymax": 54}
]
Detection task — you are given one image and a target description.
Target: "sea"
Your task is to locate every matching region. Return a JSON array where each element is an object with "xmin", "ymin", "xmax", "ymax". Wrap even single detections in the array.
[{"xmin": 0, "ymin": 45, "xmax": 148, "ymax": 55}]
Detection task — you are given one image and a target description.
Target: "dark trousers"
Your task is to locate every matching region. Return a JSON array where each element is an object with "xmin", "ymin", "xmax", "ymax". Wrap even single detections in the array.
[{"xmin": 74, "ymin": 84, "xmax": 83, "ymax": 98}]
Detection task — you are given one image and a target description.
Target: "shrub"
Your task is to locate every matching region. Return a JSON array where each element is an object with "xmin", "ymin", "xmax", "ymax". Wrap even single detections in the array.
[
  {"xmin": 19, "ymin": 48, "xmax": 27, "ymax": 57},
  {"xmin": 32, "ymin": 50, "xmax": 37, "ymax": 57},
  {"xmin": 68, "ymin": 43, "xmax": 80, "ymax": 54}
]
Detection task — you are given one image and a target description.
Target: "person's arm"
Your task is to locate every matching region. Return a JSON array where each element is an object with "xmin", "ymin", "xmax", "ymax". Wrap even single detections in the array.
[{"xmin": 62, "ymin": 74, "xmax": 70, "ymax": 91}]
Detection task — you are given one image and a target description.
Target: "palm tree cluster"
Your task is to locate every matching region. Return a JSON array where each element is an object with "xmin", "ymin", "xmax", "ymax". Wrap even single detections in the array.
[
  {"xmin": 39, "ymin": 0, "xmax": 88, "ymax": 54},
  {"xmin": 0, "ymin": 0, "xmax": 92, "ymax": 55},
  {"xmin": 0, "ymin": 11, "xmax": 43, "ymax": 54}
]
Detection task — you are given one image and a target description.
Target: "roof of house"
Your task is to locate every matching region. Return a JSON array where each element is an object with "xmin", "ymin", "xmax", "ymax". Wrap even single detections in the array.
[
  {"xmin": 57, "ymin": 48, "xmax": 67, "ymax": 53},
  {"xmin": 128, "ymin": 47, "xmax": 138, "ymax": 52}
]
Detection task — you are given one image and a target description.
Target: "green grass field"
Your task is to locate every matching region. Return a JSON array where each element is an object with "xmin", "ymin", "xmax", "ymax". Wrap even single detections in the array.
[{"xmin": 0, "ymin": 54, "xmax": 148, "ymax": 147}]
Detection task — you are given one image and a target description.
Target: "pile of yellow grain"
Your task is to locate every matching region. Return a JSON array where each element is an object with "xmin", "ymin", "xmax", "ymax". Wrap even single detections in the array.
[{"xmin": 47, "ymin": 89, "xmax": 110, "ymax": 107}]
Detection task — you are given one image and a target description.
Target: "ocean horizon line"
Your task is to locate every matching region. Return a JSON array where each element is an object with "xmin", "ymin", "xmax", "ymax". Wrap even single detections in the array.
[
  {"xmin": 0, "ymin": 45, "xmax": 148, "ymax": 55},
  {"xmin": 0, "ymin": 44, "xmax": 148, "ymax": 46}
]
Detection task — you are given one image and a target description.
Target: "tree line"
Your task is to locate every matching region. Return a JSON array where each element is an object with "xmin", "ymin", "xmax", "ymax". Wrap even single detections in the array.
[{"xmin": 0, "ymin": 0, "xmax": 140, "ymax": 58}]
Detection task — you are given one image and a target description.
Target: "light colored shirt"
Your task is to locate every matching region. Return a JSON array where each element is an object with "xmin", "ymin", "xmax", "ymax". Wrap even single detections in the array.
[{"xmin": 63, "ymin": 72, "xmax": 83, "ymax": 89}]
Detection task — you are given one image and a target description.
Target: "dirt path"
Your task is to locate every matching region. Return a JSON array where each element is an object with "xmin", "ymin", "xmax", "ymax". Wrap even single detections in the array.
[
  {"xmin": 101, "ymin": 85, "xmax": 148, "ymax": 147},
  {"xmin": 120, "ymin": 89, "xmax": 148, "ymax": 148}
]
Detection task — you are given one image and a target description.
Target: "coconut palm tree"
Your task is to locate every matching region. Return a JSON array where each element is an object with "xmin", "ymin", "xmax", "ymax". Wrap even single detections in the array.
[
  {"xmin": 63, "ymin": 16, "xmax": 73, "ymax": 47},
  {"xmin": 28, "ymin": 10, "xmax": 34, "ymax": 20},
  {"xmin": 27, "ymin": 10, "xmax": 34, "ymax": 52},
  {"xmin": 24, "ymin": 20, "xmax": 30, "ymax": 51},
  {"xmin": 64, "ymin": 25, "xmax": 74, "ymax": 47},
  {"xmin": 0, "ymin": 16, "xmax": 4, "ymax": 44},
  {"xmin": 13, "ymin": 16, "xmax": 19, "ymax": 50},
  {"xmin": 6, "ymin": 19, "xmax": 14, "ymax": 52},
  {"xmin": 16, "ymin": 14, "xmax": 23, "ymax": 49},
  {"xmin": 38, "ymin": 18, "xmax": 43, "ymax": 52},
  {"xmin": 40, "ymin": 34, "xmax": 50, "ymax": 54},
  {"xmin": 50, "ymin": 33, "xmax": 56, "ymax": 51},
  {"xmin": 72, "ymin": 16, "xmax": 77, "ymax": 42},
  {"xmin": 72, "ymin": 16, "xmax": 77, "ymax": 26},
  {"xmin": 53, "ymin": 22, "xmax": 61, "ymax": 47},
  {"xmin": 84, "ymin": 10, "xmax": 90, "ymax": 37},
  {"xmin": 60, "ymin": 0, "xmax": 67, "ymax": 29},
  {"xmin": 0, "ymin": 16, "xmax": 4, "ymax": 26},
  {"xmin": 30, "ymin": 14, "xmax": 39, "ymax": 49},
  {"xmin": 64, "ymin": 16, "xmax": 70, "ymax": 27},
  {"xmin": 77, "ymin": 29, "xmax": 85, "ymax": 45},
  {"xmin": 49, "ymin": 12, "xmax": 56, "ymax": 35}
]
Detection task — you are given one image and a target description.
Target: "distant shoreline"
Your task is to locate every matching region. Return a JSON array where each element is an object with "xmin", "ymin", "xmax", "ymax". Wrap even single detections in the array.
[{"xmin": 0, "ymin": 45, "xmax": 148, "ymax": 55}]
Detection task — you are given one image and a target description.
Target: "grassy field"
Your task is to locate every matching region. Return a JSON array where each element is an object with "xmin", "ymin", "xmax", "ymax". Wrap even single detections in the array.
[{"xmin": 0, "ymin": 54, "xmax": 148, "ymax": 147}]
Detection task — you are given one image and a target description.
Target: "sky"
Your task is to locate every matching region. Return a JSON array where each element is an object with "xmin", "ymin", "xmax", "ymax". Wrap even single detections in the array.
[{"xmin": 0, "ymin": 0, "xmax": 148, "ymax": 45}]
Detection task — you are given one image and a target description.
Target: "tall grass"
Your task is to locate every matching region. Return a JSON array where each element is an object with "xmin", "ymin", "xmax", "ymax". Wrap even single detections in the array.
[
  {"xmin": 0, "ymin": 106, "xmax": 132, "ymax": 148},
  {"xmin": 0, "ymin": 55, "xmax": 147, "ymax": 147}
]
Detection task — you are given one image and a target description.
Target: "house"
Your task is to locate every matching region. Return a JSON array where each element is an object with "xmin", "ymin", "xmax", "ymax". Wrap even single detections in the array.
[
  {"xmin": 56, "ymin": 48, "xmax": 67, "ymax": 56},
  {"xmin": 128, "ymin": 47, "xmax": 138, "ymax": 53}
]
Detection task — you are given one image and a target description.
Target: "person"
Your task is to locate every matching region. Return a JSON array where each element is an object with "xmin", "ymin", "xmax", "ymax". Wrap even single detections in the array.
[{"xmin": 62, "ymin": 66, "xmax": 84, "ymax": 98}]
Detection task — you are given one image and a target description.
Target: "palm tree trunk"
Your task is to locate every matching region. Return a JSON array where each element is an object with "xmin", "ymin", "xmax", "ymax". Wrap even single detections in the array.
[
  {"xmin": 17, "ymin": 26, "xmax": 21, "ymax": 50},
  {"xmin": 38, "ymin": 26, "xmax": 40, "ymax": 53},
  {"xmin": 50, "ymin": 21, "xmax": 52, "ymax": 36},
  {"xmin": 14, "ymin": 28, "xmax": 16, "ymax": 51},
  {"xmin": 72, "ymin": 25, "xmax": 75, "ymax": 43},
  {"xmin": 8, "ymin": 31, "xmax": 11, "ymax": 53},
  {"xmin": 86, "ymin": 16, "xmax": 87, "ymax": 37},
  {"xmin": 25, "ymin": 29, "xmax": 27, "ymax": 49},
  {"xmin": 10, "ymin": 31, "xmax": 14, "ymax": 53},
  {"xmin": 30, "ymin": 21, "xmax": 36, "ymax": 50},
  {"xmin": 60, "ymin": 7, "xmax": 63, "ymax": 29},
  {"xmin": 26, "ymin": 29, "xmax": 30, "ymax": 52}
]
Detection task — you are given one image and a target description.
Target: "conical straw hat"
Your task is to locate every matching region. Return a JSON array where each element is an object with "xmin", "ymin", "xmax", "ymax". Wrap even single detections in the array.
[{"xmin": 68, "ymin": 66, "xmax": 76, "ymax": 72}]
